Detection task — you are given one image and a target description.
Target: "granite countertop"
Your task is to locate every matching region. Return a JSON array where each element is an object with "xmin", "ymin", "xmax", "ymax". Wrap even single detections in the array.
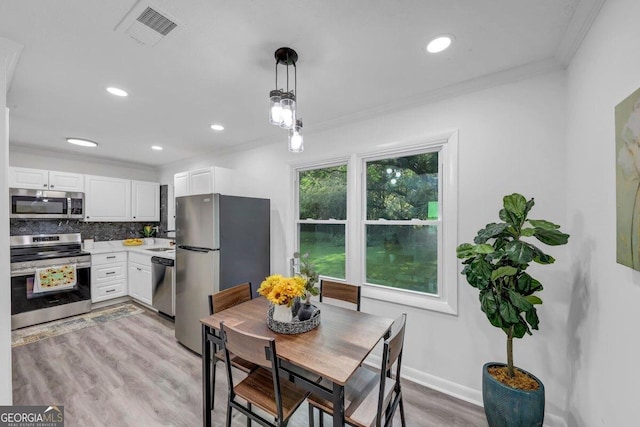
[{"xmin": 84, "ymin": 238, "xmax": 175, "ymax": 260}]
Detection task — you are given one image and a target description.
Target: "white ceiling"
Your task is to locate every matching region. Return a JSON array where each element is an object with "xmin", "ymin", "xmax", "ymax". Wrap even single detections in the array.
[{"xmin": 0, "ymin": 0, "xmax": 601, "ymax": 167}]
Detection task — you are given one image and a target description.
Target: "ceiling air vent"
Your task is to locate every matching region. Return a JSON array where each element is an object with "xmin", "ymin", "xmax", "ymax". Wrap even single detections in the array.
[
  {"xmin": 136, "ymin": 7, "xmax": 177, "ymax": 36},
  {"xmin": 114, "ymin": 0, "xmax": 180, "ymax": 46}
]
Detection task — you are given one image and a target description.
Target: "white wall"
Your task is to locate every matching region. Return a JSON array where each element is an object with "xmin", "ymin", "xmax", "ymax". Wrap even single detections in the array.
[
  {"xmin": 162, "ymin": 71, "xmax": 570, "ymax": 424},
  {"xmin": 565, "ymin": 0, "xmax": 640, "ymax": 425},
  {"xmin": 0, "ymin": 41, "xmax": 16, "ymax": 405},
  {"xmin": 10, "ymin": 145, "xmax": 159, "ymax": 182}
]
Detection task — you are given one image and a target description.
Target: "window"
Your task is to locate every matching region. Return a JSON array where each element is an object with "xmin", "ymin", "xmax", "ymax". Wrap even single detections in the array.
[
  {"xmin": 293, "ymin": 131, "xmax": 458, "ymax": 313},
  {"xmin": 364, "ymin": 151, "xmax": 440, "ymax": 294},
  {"xmin": 296, "ymin": 164, "xmax": 347, "ymax": 279}
]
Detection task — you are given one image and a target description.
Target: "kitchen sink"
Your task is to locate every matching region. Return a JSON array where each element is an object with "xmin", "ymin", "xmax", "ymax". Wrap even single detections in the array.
[{"xmin": 147, "ymin": 247, "xmax": 175, "ymax": 252}]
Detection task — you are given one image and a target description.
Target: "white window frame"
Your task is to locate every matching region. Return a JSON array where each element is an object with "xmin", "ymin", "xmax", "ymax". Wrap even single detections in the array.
[
  {"xmin": 293, "ymin": 157, "xmax": 350, "ymax": 280},
  {"xmin": 355, "ymin": 131, "xmax": 458, "ymax": 314},
  {"xmin": 290, "ymin": 130, "xmax": 458, "ymax": 314}
]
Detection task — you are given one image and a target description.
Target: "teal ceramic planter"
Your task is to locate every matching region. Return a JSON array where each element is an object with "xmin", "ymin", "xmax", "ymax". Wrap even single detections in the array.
[{"xmin": 482, "ymin": 363, "xmax": 545, "ymax": 427}]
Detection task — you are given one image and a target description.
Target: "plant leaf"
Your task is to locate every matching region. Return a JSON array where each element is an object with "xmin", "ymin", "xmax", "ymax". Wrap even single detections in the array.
[
  {"xmin": 491, "ymin": 266, "xmax": 518, "ymax": 282},
  {"xmin": 529, "ymin": 219, "xmax": 560, "ymax": 230},
  {"xmin": 534, "ymin": 228, "xmax": 570, "ymax": 246},
  {"xmin": 505, "ymin": 240, "xmax": 535, "ymax": 264},
  {"xmin": 512, "ymin": 319, "xmax": 529, "ymax": 338},
  {"xmin": 508, "ymin": 290, "xmax": 533, "ymax": 312},
  {"xmin": 503, "ymin": 193, "xmax": 527, "ymax": 219},
  {"xmin": 474, "ymin": 244, "xmax": 495, "ymax": 254},
  {"xmin": 516, "ymin": 273, "xmax": 543, "ymax": 295},
  {"xmin": 525, "ymin": 295, "xmax": 543, "ymax": 305},
  {"xmin": 456, "ymin": 243, "xmax": 476, "ymax": 259},
  {"xmin": 525, "ymin": 307, "xmax": 540, "ymax": 330},
  {"xmin": 464, "ymin": 258, "xmax": 492, "ymax": 289},
  {"xmin": 474, "ymin": 223, "xmax": 509, "ymax": 244},
  {"xmin": 499, "ymin": 300, "xmax": 519, "ymax": 323},
  {"xmin": 480, "ymin": 291, "xmax": 498, "ymax": 315},
  {"xmin": 521, "ymin": 227, "xmax": 536, "ymax": 237}
]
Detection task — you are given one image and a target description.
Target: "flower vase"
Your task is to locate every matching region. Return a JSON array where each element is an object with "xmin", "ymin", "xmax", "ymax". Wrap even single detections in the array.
[{"xmin": 272, "ymin": 304, "xmax": 293, "ymax": 323}]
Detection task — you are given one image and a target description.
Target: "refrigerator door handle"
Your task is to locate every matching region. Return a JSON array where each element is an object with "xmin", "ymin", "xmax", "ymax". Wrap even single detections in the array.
[{"xmin": 177, "ymin": 245, "xmax": 216, "ymax": 253}]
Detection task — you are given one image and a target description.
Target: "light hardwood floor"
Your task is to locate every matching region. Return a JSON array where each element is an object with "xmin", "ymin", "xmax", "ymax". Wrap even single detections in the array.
[{"xmin": 12, "ymin": 305, "xmax": 487, "ymax": 426}]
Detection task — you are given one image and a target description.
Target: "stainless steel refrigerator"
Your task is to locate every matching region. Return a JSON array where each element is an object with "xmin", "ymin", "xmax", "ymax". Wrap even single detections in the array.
[{"xmin": 174, "ymin": 193, "xmax": 270, "ymax": 353}]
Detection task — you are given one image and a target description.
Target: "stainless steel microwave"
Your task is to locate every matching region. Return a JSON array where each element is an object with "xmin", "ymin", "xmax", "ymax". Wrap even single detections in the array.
[{"xmin": 10, "ymin": 188, "xmax": 84, "ymax": 219}]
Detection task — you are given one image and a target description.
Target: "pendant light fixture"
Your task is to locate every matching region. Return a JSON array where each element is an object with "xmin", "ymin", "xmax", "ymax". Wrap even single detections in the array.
[
  {"xmin": 288, "ymin": 119, "xmax": 304, "ymax": 153},
  {"xmin": 269, "ymin": 47, "xmax": 304, "ymax": 152}
]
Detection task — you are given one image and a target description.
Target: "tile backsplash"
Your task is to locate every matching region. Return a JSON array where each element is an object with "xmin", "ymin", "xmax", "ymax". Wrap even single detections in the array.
[{"xmin": 10, "ymin": 185, "xmax": 170, "ymax": 241}]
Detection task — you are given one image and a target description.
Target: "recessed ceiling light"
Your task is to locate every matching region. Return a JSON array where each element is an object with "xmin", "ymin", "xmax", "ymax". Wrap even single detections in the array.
[
  {"xmin": 151, "ymin": 146, "xmax": 163, "ymax": 151},
  {"xmin": 210, "ymin": 124, "xmax": 224, "ymax": 131},
  {"xmin": 67, "ymin": 138, "xmax": 98, "ymax": 147},
  {"xmin": 106, "ymin": 87, "xmax": 128, "ymax": 97},
  {"xmin": 426, "ymin": 35, "xmax": 454, "ymax": 53}
]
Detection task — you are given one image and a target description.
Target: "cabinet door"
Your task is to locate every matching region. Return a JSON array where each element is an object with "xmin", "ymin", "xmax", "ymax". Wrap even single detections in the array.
[
  {"xmin": 128, "ymin": 263, "xmax": 141, "ymax": 300},
  {"xmin": 189, "ymin": 168, "xmax": 213, "ymax": 195},
  {"xmin": 84, "ymin": 175, "xmax": 131, "ymax": 221},
  {"xmin": 131, "ymin": 180, "xmax": 160, "ymax": 222},
  {"xmin": 9, "ymin": 167, "xmax": 49, "ymax": 190},
  {"xmin": 174, "ymin": 172, "xmax": 189, "ymax": 198},
  {"xmin": 129, "ymin": 262, "xmax": 152, "ymax": 305},
  {"xmin": 48, "ymin": 171, "xmax": 84, "ymax": 192}
]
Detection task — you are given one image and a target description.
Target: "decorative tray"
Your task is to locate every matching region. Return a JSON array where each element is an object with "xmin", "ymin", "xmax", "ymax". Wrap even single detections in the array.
[
  {"xmin": 122, "ymin": 238, "xmax": 144, "ymax": 246},
  {"xmin": 267, "ymin": 304, "xmax": 321, "ymax": 335}
]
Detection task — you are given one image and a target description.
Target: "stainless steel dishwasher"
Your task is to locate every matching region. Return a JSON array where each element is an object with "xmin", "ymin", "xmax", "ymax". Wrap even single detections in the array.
[{"xmin": 151, "ymin": 256, "xmax": 175, "ymax": 318}]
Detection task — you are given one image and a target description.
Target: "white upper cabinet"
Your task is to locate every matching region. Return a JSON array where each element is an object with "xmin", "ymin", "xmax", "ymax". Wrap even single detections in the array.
[
  {"xmin": 173, "ymin": 167, "xmax": 235, "ymax": 198},
  {"xmin": 85, "ymin": 176, "xmax": 159, "ymax": 222},
  {"xmin": 131, "ymin": 180, "xmax": 160, "ymax": 222},
  {"xmin": 174, "ymin": 171, "xmax": 189, "ymax": 198},
  {"xmin": 84, "ymin": 175, "xmax": 131, "ymax": 222},
  {"xmin": 9, "ymin": 167, "xmax": 84, "ymax": 192},
  {"xmin": 189, "ymin": 168, "xmax": 213, "ymax": 195}
]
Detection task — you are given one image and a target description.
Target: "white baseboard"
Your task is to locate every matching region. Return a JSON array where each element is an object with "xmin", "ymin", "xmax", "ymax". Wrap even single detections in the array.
[{"xmin": 366, "ymin": 356, "xmax": 567, "ymax": 427}]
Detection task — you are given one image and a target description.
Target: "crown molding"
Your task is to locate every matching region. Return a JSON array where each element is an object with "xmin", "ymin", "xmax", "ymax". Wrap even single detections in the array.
[
  {"xmin": 555, "ymin": 0, "xmax": 607, "ymax": 66},
  {"xmin": 0, "ymin": 37, "xmax": 24, "ymax": 93}
]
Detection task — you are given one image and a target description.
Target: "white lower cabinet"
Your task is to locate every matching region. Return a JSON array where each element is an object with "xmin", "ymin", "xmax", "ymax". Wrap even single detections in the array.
[
  {"xmin": 128, "ymin": 252, "xmax": 152, "ymax": 305},
  {"xmin": 91, "ymin": 252, "xmax": 128, "ymax": 302}
]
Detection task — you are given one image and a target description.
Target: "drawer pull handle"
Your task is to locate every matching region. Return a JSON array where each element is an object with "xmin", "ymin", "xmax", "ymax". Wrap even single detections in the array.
[
  {"xmin": 106, "ymin": 256, "xmax": 116, "ymax": 259},
  {"xmin": 106, "ymin": 289, "xmax": 115, "ymax": 293},
  {"xmin": 106, "ymin": 271, "xmax": 116, "ymax": 275}
]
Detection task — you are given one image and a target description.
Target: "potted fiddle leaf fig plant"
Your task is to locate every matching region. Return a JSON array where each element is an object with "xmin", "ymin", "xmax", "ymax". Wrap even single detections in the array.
[{"xmin": 456, "ymin": 193, "xmax": 569, "ymax": 427}]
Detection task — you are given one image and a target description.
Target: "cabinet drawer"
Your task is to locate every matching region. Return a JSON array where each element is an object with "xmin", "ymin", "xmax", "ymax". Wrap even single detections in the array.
[
  {"xmin": 92, "ymin": 252, "xmax": 127, "ymax": 265},
  {"xmin": 93, "ymin": 263, "xmax": 126, "ymax": 283},
  {"xmin": 128, "ymin": 252, "xmax": 152, "ymax": 266},
  {"xmin": 92, "ymin": 281, "xmax": 126, "ymax": 302}
]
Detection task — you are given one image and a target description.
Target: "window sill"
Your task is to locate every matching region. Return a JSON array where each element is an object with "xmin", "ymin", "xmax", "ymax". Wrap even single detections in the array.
[{"xmin": 361, "ymin": 283, "xmax": 457, "ymax": 315}]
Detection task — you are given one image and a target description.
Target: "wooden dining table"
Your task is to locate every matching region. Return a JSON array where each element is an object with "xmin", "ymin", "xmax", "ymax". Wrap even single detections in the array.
[{"xmin": 200, "ymin": 297, "xmax": 394, "ymax": 427}]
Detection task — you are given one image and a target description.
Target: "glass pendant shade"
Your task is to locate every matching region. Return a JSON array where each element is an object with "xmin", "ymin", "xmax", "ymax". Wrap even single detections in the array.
[
  {"xmin": 280, "ymin": 93, "xmax": 296, "ymax": 130},
  {"xmin": 288, "ymin": 120, "xmax": 304, "ymax": 152},
  {"xmin": 269, "ymin": 90, "xmax": 283, "ymax": 125}
]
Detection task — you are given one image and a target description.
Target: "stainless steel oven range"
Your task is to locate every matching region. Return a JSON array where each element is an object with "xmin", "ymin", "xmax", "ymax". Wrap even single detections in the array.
[{"xmin": 10, "ymin": 233, "xmax": 91, "ymax": 330}]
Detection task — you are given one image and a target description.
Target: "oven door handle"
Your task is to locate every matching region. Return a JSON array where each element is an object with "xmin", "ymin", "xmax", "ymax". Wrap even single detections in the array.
[{"xmin": 11, "ymin": 261, "xmax": 92, "ymax": 277}]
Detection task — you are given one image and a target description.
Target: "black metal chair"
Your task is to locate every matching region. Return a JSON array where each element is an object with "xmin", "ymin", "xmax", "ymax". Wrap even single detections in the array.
[
  {"xmin": 220, "ymin": 322, "xmax": 310, "ymax": 427},
  {"xmin": 208, "ymin": 282, "xmax": 256, "ymax": 408},
  {"xmin": 308, "ymin": 313, "xmax": 407, "ymax": 427},
  {"xmin": 319, "ymin": 279, "xmax": 362, "ymax": 311}
]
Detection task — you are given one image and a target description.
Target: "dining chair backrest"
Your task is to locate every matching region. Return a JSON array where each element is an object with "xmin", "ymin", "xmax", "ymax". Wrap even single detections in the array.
[
  {"xmin": 384, "ymin": 313, "xmax": 407, "ymax": 376},
  {"xmin": 208, "ymin": 282, "xmax": 252, "ymax": 315},
  {"xmin": 319, "ymin": 279, "xmax": 361, "ymax": 311},
  {"xmin": 221, "ymin": 322, "xmax": 274, "ymax": 369},
  {"xmin": 221, "ymin": 322, "xmax": 290, "ymax": 424},
  {"xmin": 377, "ymin": 313, "xmax": 407, "ymax": 423}
]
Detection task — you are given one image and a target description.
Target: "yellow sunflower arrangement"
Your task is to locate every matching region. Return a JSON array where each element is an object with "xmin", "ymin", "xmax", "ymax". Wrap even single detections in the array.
[{"xmin": 258, "ymin": 274, "xmax": 306, "ymax": 307}]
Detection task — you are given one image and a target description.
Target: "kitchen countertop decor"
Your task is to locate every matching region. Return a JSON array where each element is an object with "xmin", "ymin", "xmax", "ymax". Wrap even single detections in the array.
[{"xmin": 83, "ymin": 238, "xmax": 175, "ymax": 260}]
